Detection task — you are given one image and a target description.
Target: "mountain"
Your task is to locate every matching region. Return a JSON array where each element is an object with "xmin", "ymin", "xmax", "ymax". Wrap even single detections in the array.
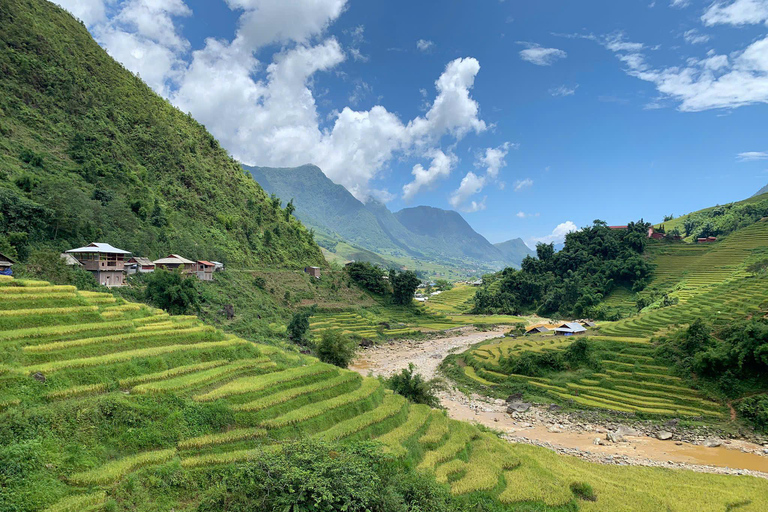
[
  {"xmin": 0, "ymin": 0, "xmax": 322, "ymax": 268},
  {"xmin": 494, "ymin": 238, "xmax": 536, "ymax": 265},
  {"xmin": 246, "ymin": 165, "xmax": 520, "ymax": 271},
  {"xmin": 394, "ymin": 206, "xmax": 506, "ymax": 264},
  {"xmin": 754, "ymin": 183, "xmax": 768, "ymax": 197}
]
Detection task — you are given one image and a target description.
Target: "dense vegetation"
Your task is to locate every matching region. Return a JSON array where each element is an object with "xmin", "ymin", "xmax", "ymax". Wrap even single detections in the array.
[
  {"xmin": 473, "ymin": 221, "xmax": 653, "ymax": 318},
  {"xmin": 345, "ymin": 262, "xmax": 420, "ymax": 306},
  {"xmin": 385, "ymin": 363, "xmax": 445, "ymax": 408},
  {"xmin": 665, "ymin": 193, "xmax": 768, "ymax": 241},
  {"xmin": 0, "ymin": 0, "xmax": 322, "ymax": 267},
  {"xmin": 655, "ymin": 319, "xmax": 768, "ymax": 431}
]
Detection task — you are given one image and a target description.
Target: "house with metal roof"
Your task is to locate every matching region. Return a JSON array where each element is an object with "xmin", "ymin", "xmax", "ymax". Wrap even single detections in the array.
[
  {"xmin": 0, "ymin": 252, "xmax": 16, "ymax": 276},
  {"xmin": 126, "ymin": 257, "xmax": 155, "ymax": 275},
  {"xmin": 65, "ymin": 243, "xmax": 131, "ymax": 286},
  {"xmin": 196, "ymin": 261, "xmax": 215, "ymax": 281},
  {"xmin": 153, "ymin": 254, "xmax": 197, "ymax": 274},
  {"xmin": 553, "ymin": 322, "xmax": 587, "ymax": 336},
  {"xmin": 581, "ymin": 321, "xmax": 597, "ymax": 328},
  {"xmin": 526, "ymin": 325, "xmax": 550, "ymax": 335}
]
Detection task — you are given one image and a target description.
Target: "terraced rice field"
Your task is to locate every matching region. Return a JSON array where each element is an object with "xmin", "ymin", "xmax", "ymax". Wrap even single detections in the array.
[
  {"xmin": 422, "ymin": 285, "xmax": 476, "ymax": 314},
  {"xmin": 600, "ymin": 220, "xmax": 768, "ymax": 336},
  {"xmin": 2, "ymin": 276, "xmax": 766, "ymax": 511},
  {"xmin": 462, "ymin": 335, "xmax": 726, "ymax": 419}
]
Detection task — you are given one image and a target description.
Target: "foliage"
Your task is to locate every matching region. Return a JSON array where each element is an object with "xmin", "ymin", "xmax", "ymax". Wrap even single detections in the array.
[
  {"xmin": 675, "ymin": 196, "xmax": 768, "ymax": 240},
  {"xmin": 737, "ymin": 395, "xmax": 768, "ymax": 433},
  {"xmin": 389, "ymin": 270, "xmax": 420, "ymax": 305},
  {"xmin": 143, "ymin": 269, "xmax": 200, "ymax": 315},
  {"xmin": 345, "ymin": 261, "xmax": 388, "ymax": 295},
  {"xmin": 385, "ymin": 363, "xmax": 445, "ymax": 408},
  {"xmin": 746, "ymin": 258, "xmax": 768, "ymax": 276},
  {"xmin": 0, "ymin": 0, "xmax": 322, "ymax": 268},
  {"xmin": 15, "ymin": 249, "xmax": 103, "ymax": 291},
  {"xmin": 287, "ymin": 307, "xmax": 315, "ymax": 344},
  {"xmin": 434, "ymin": 279, "xmax": 453, "ymax": 291},
  {"xmin": 316, "ymin": 330, "xmax": 357, "ymax": 368},
  {"xmin": 569, "ymin": 482, "xmax": 597, "ymax": 502},
  {"xmin": 473, "ymin": 220, "xmax": 654, "ymax": 318}
]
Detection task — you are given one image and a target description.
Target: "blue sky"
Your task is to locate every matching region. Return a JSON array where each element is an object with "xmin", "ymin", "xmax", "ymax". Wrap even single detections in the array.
[{"xmin": 56, "ymin": 0, "xmax": 768, "ymax": 246}]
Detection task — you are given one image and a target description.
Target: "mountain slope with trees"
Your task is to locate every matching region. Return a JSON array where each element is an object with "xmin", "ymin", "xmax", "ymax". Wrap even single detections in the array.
[
  {"xmin": 0, "ymin": 0, "xmax": 322, "ymax": 268},
  {"xmin": 493, "ymin": 238, "xmax": 536, "ymax": 265}
]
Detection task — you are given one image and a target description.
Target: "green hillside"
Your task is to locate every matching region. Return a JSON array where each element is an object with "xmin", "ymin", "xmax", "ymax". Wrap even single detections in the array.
[
  {"xmin": 2, "ymin": 275, "xmax": 767, "ymax": 511},
  {"xmin": 0, "ymin": 0, "xmax": 321, "ymax": 267},
  {"xmin": 494, "ymin": 239, "xmax": 535, "ymax": 268},
  {"xmin": 754, "ymin": 184, "xmax": 768, "ymax": 197}
]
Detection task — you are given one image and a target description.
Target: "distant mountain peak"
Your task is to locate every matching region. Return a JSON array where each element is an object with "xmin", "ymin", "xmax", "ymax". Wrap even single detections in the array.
[{"xmin": 754, "ymin": 183, "xmax": 768, "ymax": 198}]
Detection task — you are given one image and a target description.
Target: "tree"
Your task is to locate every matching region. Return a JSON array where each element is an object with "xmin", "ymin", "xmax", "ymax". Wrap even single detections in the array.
[
  {"xmin": 512, "ymin": 322, "xmax": 527, "ymax": 336},
  {"xmin": 316, "ymin": 330, "xmax": 357, "ymax": 368},
  {"xmin": 345, "ymin": 262, "xmax": 388, "ymax": 295},
  {"xmin": 287, "ymin": 307, "xmax": 314, "ymax": 344},
  {"xmin": 434, "ymin": 279, "xmax": 453, "ymax": 291},
  {"xmin": 144, "ymin": 268, "xmax": 200, "ymax": 315},
  {"xmin": 385, "ymin": 363, "xmax": 445, "ymax": 408},
  {"xmin": 285, "ymin": 199, "xmax": 295, "ymax": 221},
  {"xmin": 536, "ymin": 242, "xmax": 555, "ymax": 261},
  {"xmin": 390, "ymin": 270, "xmax": 420, "ymax": 305}
]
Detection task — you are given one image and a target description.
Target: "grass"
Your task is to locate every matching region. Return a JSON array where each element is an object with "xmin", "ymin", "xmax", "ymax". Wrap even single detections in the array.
[
  {"xmin": 177, "ymin": 427, "xmax": 267, "ymax": 450},
  {"xmin": 68, "ymin": 449, "xmax": 177, "ymax": 485},
  {"xmin": 232, "ymin": 371, "xmax": 356, "ymax": 412},
  {"xmin": 317, "ymin": 392, "xmax": 407, "ymax": 441},
  {"xmin": 132, "ymin": 359, "xmax": 274, "ymax": 394}
]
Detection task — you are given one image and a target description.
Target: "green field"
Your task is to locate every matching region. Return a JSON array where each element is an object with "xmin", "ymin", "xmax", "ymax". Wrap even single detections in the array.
[{"xmin": 3, "ymin": 275, "xmax": 766, "ymax": 511}]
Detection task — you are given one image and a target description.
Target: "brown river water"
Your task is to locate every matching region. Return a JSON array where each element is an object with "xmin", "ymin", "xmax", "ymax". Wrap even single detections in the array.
[{"xmin": 350, "ymin": 328, "xmax": 768, "ymax": 476}]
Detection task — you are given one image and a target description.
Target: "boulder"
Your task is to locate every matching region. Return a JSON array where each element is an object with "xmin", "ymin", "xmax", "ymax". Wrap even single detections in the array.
[
  {"xmin": 657, "ymin": 431, "xmax": 674, "ymax": 441},
  {"xmin": 605, "ymin": 432, "xmax": 626, "ymax": 443},
  {"xmin": 506, "ymin": 401, "xmax": 532, "ymax": 414},
  {"xmin": 615, "ymin": 425, "xmax": 641, "ymax": 437},
  {"xmin": 359, "ymin": 339, "xmax": 374, "ymax": 348},
  {"xmin": 703, "ymin": 438, "xmax": 722, "ymax": 448},
  {"xmin": 593, "ymin": 437, "xmax": 605, "ymax": 446},
  {"xmin": 32, "ymin": 372, "xmax": 45, "ymax": 382},
  {"xmin": 506, "ymin": 393, "xmax": 524, "ymax": 403},
  {"xmin": 548, "ymin": 403, "xmax": 562, "ymax": 412},
  {"xmin": 664, "ymin": 418, "xmax": 680, "ymax": 428}
]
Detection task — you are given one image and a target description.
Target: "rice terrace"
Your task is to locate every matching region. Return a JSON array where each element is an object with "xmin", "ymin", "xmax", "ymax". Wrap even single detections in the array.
[{"xmin": 2, "ymin": 0, "xmax": 768, "ymax": 511}]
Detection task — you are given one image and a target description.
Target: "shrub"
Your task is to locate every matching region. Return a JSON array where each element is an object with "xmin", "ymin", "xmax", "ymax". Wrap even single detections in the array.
[
  {"xmin": 316, "ymin": 330, "xmax": 356, "ymax": 368},
  {"xmin": 570, "ymin": 481, "xmax": 597, "ymax": 501},
  {"xmin": 390, "ymin": 270, "xmax": 420, "ymax": 305},
  {"xmin": 287, "ymin": 307, "xmax": 314, "ymax": 344},
  {"xmin": 385, "ymin": 363, "xmax": 445, "ymax": 408},
  {"xmin": 144, "ymin": 269, "xmax": 200, "ymax": 315},
  {"xmin": 737, "ymin": 395, "xmax": 768, "ymax": 433}
]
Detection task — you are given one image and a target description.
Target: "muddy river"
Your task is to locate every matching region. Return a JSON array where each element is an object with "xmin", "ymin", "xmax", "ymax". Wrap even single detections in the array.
[{"xmin": 350, "ymin": 328, "xmax": 768, "ymax": 476}]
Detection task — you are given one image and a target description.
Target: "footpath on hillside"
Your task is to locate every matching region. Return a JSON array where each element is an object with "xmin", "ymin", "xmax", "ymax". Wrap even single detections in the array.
[{"xmin": 350, "ymin": 328, "xmax": 768, "ymax": 478}]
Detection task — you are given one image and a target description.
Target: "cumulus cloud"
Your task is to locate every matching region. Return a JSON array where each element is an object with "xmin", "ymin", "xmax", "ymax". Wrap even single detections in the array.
[
  {"xmin": 533, "ymin": 221, "xmax": 579, "ymax": 244},
  {"xmin": 55, "ymin": 0, "xmax": 494, "ymax": 201},
  {"xmin": 416, "ymin": 39, "xmax": 435, "ymax": 52},
  {"xmin": 702, "ymin": 0, "xmax": 768, "ymax": 27},
  {"xmin": 737, "ymin": 151, "xmax": 768, "ymax": 161},
  {"xmin": 514, "ymin": 178, "xmax": 533, "ymax": 191},
  {"xmin": 594, "ymin": 32, "xmax": 768, "ymax": 111},
  {"xmin": 519, "ymin": 43, "xmax": 567, "ymax": 66},
  {"xmin": 402, "ymin": 150, "xmax": 457, "ymax": 202},
  {"xmin": 448, "ymin": 143, "xmax": 514, "ymax": 211}
]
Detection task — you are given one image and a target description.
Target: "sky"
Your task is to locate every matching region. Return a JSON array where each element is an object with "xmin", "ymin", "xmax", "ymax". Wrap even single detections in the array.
[{"xmin": 55, "ymin": 0, "xmax": 768, "ymax": 247}]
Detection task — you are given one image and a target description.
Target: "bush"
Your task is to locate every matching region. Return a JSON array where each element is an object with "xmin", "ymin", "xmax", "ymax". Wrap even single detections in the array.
[
  {"xmin": 737, "ymin": 395, "xmax": 768, "ymax": 433},
  {"xmin": 570, "ymin": 481, "xmax": 597, "ymax": 501},
  {"xmin": 385, "ymin": 363, "xmax": 445, "ymax": 408},
  {"xmin": 287, "ymin": 308, "xmax": 314, "ymax": 344},
  {"xmin": 345, "ymin": 262, "xmax": 388, "ymax": 295},
  {"xmin": 390, "ymin": 270, "xmax": 420, "ymax": 306},
  {"xmin": 144, "ymin": 268, "xmax": 200, "ymax": 315},
  {"xmin": 316, "ymin": 330, "xmax": 357, "ymax": 368}
]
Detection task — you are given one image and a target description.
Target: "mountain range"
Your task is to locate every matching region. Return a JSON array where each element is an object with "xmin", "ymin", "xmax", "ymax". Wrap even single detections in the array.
[
  {"xmin": 754, "ymin": 183, "xmax": 768, "ymax": 197},
  {"xmin": 245, "ymin": 164, "xmax": 534, "ymax": 272}
]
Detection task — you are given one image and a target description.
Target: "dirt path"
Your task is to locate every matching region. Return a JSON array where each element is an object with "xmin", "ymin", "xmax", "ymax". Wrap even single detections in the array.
[{"xmin": 350, "ymin": 329, "xmax": 768, "ymax": 478}]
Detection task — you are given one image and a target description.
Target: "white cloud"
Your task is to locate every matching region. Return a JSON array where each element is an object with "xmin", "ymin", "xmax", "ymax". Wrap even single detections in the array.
[
  {"xmin": 596, "ymin": 32, "xmax": 768, "ymax": 111},
  {"xmin": 516, "ymin": 211, "xmax": 540, "ymax": 218},
  {"xmin": 550, "ymin": 84, "xmax": 578, "ymax": 96},
  {"xmin": 737, "ymin": 151, "xmax": 768, "ymax": 161},
  {"xmin": 519, "ymin": 43, "xmax": 567, "ymax": 66},
  {"xmin": 683, "ymin": 29, "xmax": 710, "ymax": 45},
  {"xmin": 448, "ymin": 142, "xmax": 514, "ymax": 211},
  {"xmin": 670, "ymin": 0, "xmax": 690, "ymax": 8},
  {"xmin": 55, "ymin": 0, "xmax": 106, "ymax": 26},
  {"xmin": 416, "ymin": 39, "xmax": 435, "ymax": 52},
  {"xmin": 533, "ymin": 221, "xmax": 579, "ymax": 244},
  {"xmin": 514, "ymin": 178, "xmax": 533, "ymax": 191},
  {"xmin": 702, "ymin": 0, "xmax": 768, "ymax": 27},
  {"xmin": 402, "ymin": 150, "xmax": 457, "ymax": 202}
]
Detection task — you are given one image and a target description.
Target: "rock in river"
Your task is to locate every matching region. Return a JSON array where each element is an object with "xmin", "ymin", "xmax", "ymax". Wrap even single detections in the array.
[{"xmin": 657, "ymin": 431, "xmax": 674, "ymax": 441}]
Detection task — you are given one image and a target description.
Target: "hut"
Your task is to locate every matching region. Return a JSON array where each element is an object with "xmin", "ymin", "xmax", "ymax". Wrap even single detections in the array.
[
  {"xmin": 196, "ymin": 261, "xmax": 215, "ymax": 281},
  {"xmin": 553, "ymin": 322, "xmax": 587, "ymax": 336},
  {"xmin": 127, "ymin": 257, "xmax": 155, "ymax": 274},
  {"xmin": 304, "ymin": 266, "xmax": 321, "ymax": 278},
  {"xmin": 153, "ymin": 254, "xmax": 197, "ymax": 274},
  {"xmin": 65, "ymin": 243, "xmax": 131, "ymax": 287},
  {"xmin": 0, "ymin": 252, "xmax": 16, "ymax": 276},
  {"xmin": 581, "ymin": 321, "xmax": 597, "ymax": 328},
  {"xmin": 525, "ymin": 326, "xmax": 550, "ymax": 335}
]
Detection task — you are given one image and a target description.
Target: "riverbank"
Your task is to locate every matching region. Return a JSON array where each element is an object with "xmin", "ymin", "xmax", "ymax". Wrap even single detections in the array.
[{"xmin": 350, "ymin": 327, "xmax": 768, "ymax": 478}]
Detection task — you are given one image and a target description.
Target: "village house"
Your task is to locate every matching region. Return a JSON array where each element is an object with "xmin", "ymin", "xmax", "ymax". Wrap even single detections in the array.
[
  {"xmin": 304, "ymin": 266, "xmax": 321, "ymax": 278},
  {"xmin": 65, "ymin": 243, "xmax": 131, "ymax": 287},
  {"xmin": 0, "ymin": 252, "xmax": 16, "ymax": 276},
  {"xmin": 697, "ymin": 236, "xmax": 717, "ymax": 243},
  {"xmin": 553, "ymin": 322, "xmax": 587, "ymax": 336},
  {"xmin": 126, "ymin": 257, "xmax": 155, "ymax": 275},
  {"xmin": 60, "ymin": 253, "xmax": 83, "ymax": 267},
  {"xmin": 581, "ymin": 321, "xmax": 597, "ymax": 328},
  {"xmin": 647, "ymin": 227, "xmax": 666, "ymax": 240},
  {"xmin": 153, "ymin": 254, "xmax": 197, "ymax": 274},
  {"xmin": 211, "ymin": 261, "xmax": 224, "ymax": 272},
  {"xmin": 526, "ymin": 325, "xmax": 550, "ymax": 335},
  {"xmin": 196, "ymin": 261, "xmax": 215, "ymax": 281}
]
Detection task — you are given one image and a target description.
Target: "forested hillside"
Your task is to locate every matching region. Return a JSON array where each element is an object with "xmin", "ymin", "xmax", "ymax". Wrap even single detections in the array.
[{"xmin": 0, "ymin": 0, "xmax": 322, "ymax": 268}]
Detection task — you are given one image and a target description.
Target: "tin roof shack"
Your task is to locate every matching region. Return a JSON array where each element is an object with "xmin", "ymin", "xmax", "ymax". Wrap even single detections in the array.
[
  {"xmin": 154, "ymin": 254, "xmax": 196, "ymax": 274},
  {"xmin": 0, "ymin": 252, "xmax": 16, "ymax": 276},
  {"xmin": 211, "ymin": 261, "xmax": 224, "ymax": 272},
  {"xmin": 581, "ymin": 321, "xmax": 597, "ymax": 328},
  {"xmin": 526, "ymin": 326, "xmax": 550, "ymax": 335},
  {"xmin": 127, "ymin": 257, "xmax": 155, "ymax": 275},
  {"xmin": 60, "ymin": 253, "xmax": 84, "ymax": 267},
  {"xmin": 553, "ymin": 322, "xmax": 587, "ymax": 336},
  {"xmin": 304, "ymin": 266, "xmax": 321, "ymax": 278},
  {"xmin": 65, "ymin": 243, "xmax": 131, "ymax": 287},
  {"xmin": 196, "ymin": 261, "xmax": 215, "ymax": 281}
]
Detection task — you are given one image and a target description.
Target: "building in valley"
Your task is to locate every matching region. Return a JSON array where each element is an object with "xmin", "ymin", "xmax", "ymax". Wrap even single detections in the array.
[
  {"xmin": 65, "ymin": 243, "xmax": 131, "ymax": 287},
  {"xmin": 127, "ymin": 257, "xmax": 156, "ymax": 274},
  {"xmin": 153, "ymin": 254, "xmax": 197, "ymax": 274},
  {"xmin": 196, "ymin": 261, "xmax": 215, "ymax": 281},
  {"xmin": 0, "ymin": 252, "xmax": 16, "ymax": 276},
  {"xmin": 304, "ymin": 266, "xmax": 321, "ymax": 278},
  {"xmin": 553, "ymin": 322, "xmax": 587, "ymax": 336}
]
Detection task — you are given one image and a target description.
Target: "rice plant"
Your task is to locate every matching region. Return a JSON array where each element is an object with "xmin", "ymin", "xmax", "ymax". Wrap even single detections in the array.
[
  {"xmin": 177, "ymin": 427, "xmax": 266, "ymax": 450},
  {"xmin": 232, "ymin": 371, "xmax": 356, "ymax": 412},
  {"xmin": 194, "ymin": 362, "xmax": 335, "ymax": 402},
  {"xmin": 418, "ymin": 421, "xmax": 475, "ymax": 470},
  {"xmin": 69, "ymin": 448, "xmax": 176, "ymax": 485},
  {"xmin": 418, "ymin": 411, "xmax": 449, "ymax": 447},
  {"xmin": 317, "ymin": 392, "xmax": 406, "ymax": 441},
  {"xmin": 118, "ymin": 360, "xmax": 229, "ymax": 387},
  {"xmin": 376, "ymin": 404, "xmax": 431, "ymax": 457},
  {"xmin": 132, "ymin": 358, "xmax": 273, "ymax": 394},
  {"xmin": 46, "ymin": 382, "xmax": 108, "ymax": 400},
  {"xmin": 180, "ymin": 448, "xmax": 260, "ymax": 468},
  {"xmin": 24, "ymin": 326, "xmax": 217, "ymax": 353},
  {"xmin": 42, "ymin": 492, "xmax": 107, "ymax": 512},
  {"xmin": 0, "ymin": 306, "xmax": 98, "ymax": 317}
]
